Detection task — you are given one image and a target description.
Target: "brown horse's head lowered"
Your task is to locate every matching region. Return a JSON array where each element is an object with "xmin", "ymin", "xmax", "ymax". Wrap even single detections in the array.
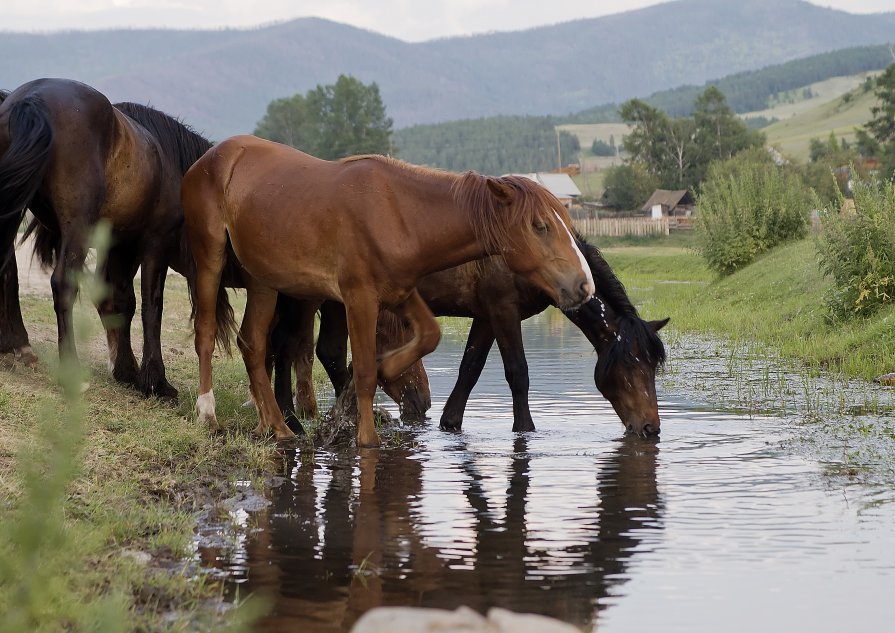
[{"xmin": 453, "ymin": 173, "xmax": 594, "ymax": 310}]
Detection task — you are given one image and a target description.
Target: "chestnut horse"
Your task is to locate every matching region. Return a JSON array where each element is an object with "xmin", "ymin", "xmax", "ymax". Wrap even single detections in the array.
[
  {"xmin": 181, "ymin": 135, "xmax": 595, "ymax": 448},
  {"xmin": 0, "ymin": 78, "xmax": 211, "ymax": 397},
  {"xmin": 277, "ymin": 234, "xmax": 667, "ymax": 438}
]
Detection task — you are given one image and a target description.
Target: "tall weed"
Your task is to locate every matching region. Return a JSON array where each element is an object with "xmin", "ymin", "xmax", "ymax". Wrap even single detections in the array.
[
  {"xmin": 817, "ymin": 177, "xmax": 895, "ymax": 319},
  {"xmin": 695, "ymin": 149, "xmax": 815, "ymax": 275}
]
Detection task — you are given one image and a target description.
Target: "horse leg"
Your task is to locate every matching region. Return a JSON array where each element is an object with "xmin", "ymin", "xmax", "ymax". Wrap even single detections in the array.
[
  {"xmin": 344, "ymin": 293, "xmax": 382, "ymax": 448},
  {"xmin": 95, "ymin": 246, "xmax": 140, "ymax": 386},
  {"xmin": 239, "ymin": 280, "xmax": 296, "ymax": 440},
  {"xmin": 0, "ymin": 250, "xmax": 36, "ymax": 364},
  {"xmin": 291, "ymin": 299, "xmax": 319, "ymax": 419},
  {"xmin": 440, "ymin": 317, "xmax": 495, "ymax": 431},
  {"xmin": 192, "ymin": 233, "xmax": 226, "ymax": 434},
  {"xmin": 377, "ymin": 289, "xmax": 441, "ymax": 382},
  {"xmin": 316, "ymin": 300, "xmax": 352, "ymax": 395},
  {"xmin": 50, "ymin": 234, "xmax": 88, "ymax": 370},
  {"xmin": 137, "ymin": 250, "xmax": 177, "ymax": 399},
  {"xmin": 492, "ymin": 317, "xmax": 535, "ymax": 432}
]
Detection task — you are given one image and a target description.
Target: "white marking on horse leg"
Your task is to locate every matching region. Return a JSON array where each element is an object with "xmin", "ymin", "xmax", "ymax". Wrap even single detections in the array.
[
  {"xmin": 554, "ymin": 210, "xmax": 595, "ymax": 297},
  {"xmin": 196, "ymin": 390, "xmax": 219, "ymax": 429}
]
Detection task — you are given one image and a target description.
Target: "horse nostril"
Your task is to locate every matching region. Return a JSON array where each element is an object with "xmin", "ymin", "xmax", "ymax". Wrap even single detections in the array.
[{"xmin": 626, "ymin": 423, "xmax": 635, "ymax": 433}]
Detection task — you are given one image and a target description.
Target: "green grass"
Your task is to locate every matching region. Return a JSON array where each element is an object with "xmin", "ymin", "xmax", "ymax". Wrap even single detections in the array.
[
  {"xmin": 0, "ymin": 274, "xmax": 297, "ymax": 631},
  {"xmin": 604, "ymin": 237, "xmax": 895, "ymax": 381}
]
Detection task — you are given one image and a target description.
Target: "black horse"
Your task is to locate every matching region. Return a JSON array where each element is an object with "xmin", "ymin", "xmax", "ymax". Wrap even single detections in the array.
[
  {"xmin": 276, "ymin": 234, "xmax": 668, "ymax": 437},
  {"xmin": 0, "ymin": 78, "xmax": 212, "ymax": 397}
]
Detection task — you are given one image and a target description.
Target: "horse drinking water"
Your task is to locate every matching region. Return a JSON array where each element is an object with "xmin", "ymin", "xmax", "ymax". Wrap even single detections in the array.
[{"xmin": 181, "ymin": 136, "xmax": 594, "ymax": 447}]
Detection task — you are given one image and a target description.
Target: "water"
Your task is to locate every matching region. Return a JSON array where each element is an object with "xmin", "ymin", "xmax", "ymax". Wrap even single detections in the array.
[{"xmin": 199, "ymin": 311, "xmax": 895, "ymax": 632}]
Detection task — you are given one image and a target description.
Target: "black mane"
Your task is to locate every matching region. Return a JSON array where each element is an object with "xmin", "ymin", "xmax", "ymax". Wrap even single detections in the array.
[
  {"xmin": 114, "ymin": 102, "xmax": 212, "ymax": 175},
  {"xmin": 572, "ymin": 232, "xmax": 667, "ymax": 378}
]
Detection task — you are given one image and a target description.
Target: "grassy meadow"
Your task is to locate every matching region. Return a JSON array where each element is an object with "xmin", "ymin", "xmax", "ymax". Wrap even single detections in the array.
[
  {"xmin": 0, "ymin": 273, "xmax": 300, "ymax": 632},
  {"xmin": 600, "ymin": 234, "xmax": 895, "ymax": 382}
]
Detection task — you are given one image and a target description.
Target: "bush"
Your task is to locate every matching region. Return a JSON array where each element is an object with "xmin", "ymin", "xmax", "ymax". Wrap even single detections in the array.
[
  {"xmin": 817, "ymin": 177, "xmax": 895, "ymax": 319},
  {"xmin": 695, "ymin": 148, "xmax": 815, "ymax": 275}
]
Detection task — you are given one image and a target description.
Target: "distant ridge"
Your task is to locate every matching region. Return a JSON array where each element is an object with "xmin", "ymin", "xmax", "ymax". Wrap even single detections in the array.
[{"xmin": 1, "ymin": 0, "xmax": 894, "ymax": 138}]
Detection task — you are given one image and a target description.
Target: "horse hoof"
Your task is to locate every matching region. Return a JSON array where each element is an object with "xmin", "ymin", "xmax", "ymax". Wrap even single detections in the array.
[
  {"xmin": 14, "ymin": 346, "xmax": 39, "ymax": 366},
  {"xmin": 439, "ymin": 416, "xmax": 463, "ymax": 432}
]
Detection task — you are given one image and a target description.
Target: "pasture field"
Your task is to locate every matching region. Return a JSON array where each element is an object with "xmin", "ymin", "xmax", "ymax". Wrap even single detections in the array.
[
  {"xmin": 762, "ymin": 82, "xmax": 878, "ymax": 162},
  {"xmin": 600, "ymin": 236, "xmax": 895, "ymax": 382}
]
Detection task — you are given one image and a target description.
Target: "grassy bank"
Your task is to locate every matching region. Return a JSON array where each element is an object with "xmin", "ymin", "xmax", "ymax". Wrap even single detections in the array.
[
  {"xmin": 0, "ymin": 275, "xmax": 296, "ymax": 631},
  {"xmin": 601, "ymin": 236, "xmax": 895, "ymax": 381}
]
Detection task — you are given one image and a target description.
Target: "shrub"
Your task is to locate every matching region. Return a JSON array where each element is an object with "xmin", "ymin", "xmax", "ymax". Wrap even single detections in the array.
[
  {"xmin": 817, "ymin": 177, "xmax": 895, "ymax": 319},
  {"xmin": 695, "ymin": 149, "xmax": 815, "ymax": 275}
]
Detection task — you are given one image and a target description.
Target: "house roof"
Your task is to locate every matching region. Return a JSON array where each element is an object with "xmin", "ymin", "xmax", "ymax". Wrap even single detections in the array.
[
  {"xmin": 640, "ymin": 189, "xmax": 695, "ymax": 213},
  {"xmin": 510, "ymin": 172, "xmax": 582, "ymax": 200}
]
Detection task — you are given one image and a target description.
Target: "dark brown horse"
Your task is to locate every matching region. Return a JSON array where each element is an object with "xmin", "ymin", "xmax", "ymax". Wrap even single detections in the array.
[
  {"xmin": 0, "ymin": 78, "xmax": 212, "ymax": 397},
  {"xmin": 181, "ymin": 135, "xmax": 595, "ymax": 447},
  {"xmin": 281, "ymin": 234, "xmax": 667, "ymax": 437}
]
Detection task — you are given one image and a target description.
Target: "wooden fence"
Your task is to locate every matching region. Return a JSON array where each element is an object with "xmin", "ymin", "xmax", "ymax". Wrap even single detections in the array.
[{"xmin": 573, "ymin": 217, "xmax": 670, "ymax": 237}]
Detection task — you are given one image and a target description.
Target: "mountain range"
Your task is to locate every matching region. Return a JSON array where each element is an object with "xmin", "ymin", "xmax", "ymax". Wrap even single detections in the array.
[{"xmin": 1, "ymin": 0, "xmax": 894, "ymax": 139}]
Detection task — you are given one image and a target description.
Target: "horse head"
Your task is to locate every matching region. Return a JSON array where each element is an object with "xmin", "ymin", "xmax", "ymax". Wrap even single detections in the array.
[{"xmin": 455, "ymin": 174, "xmax": 594, "ymax": 310}]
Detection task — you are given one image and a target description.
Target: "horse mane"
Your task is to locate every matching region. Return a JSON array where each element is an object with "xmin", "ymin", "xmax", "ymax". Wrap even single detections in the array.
[
  {"xmin": 573, "ymin": 231, "xmax": 667, "ymax": 374},
  {"xmin": 452, "ymin": 173, "xmax": 563, "ymax": 253},
  {"xmin": 0, "ymin": 90, "xmax": 8, "ymax": 104},
  {"xmin": 114, "ymin": 102, "xmax": 213, "ymax": 176}
]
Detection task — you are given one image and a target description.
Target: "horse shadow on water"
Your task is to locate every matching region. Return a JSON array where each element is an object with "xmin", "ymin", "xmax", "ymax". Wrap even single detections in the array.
[{"xmin": 196, "ymin": 433, "xmax": 664, "ymax": 631}]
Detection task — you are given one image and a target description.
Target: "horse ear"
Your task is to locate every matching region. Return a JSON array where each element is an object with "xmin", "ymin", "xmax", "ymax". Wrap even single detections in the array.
[
  {"xmin": 649, "ymin": 317, "xmax": 670, "ymax": 332},
  {"xmin": 486, "ymin": 178, "xmax": 514, "ymax": 205}
]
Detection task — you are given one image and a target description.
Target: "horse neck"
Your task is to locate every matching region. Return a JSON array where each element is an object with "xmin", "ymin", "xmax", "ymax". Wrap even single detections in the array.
[
  {"xmin": 566, "ymin": 294, "xmax": 619, "ymax": 354},
  {"xmin": 395, "ymin": 172, "xmax": 490, "ymax": 275}
]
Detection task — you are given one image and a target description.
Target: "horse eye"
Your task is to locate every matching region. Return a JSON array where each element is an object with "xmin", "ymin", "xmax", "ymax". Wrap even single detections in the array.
[{"xmin": 533, "ymin": 220, "xmax": 548, "ymax": 234}]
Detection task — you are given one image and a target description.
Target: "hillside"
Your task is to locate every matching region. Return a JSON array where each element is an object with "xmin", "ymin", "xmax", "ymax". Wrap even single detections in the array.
[
  {"xmin": 1, "ymin": 0, "xmax": 894, "ymax": 138},
  {"xmin": 763, "ymin": 83, "xmax": 879, "ymax": 161}
]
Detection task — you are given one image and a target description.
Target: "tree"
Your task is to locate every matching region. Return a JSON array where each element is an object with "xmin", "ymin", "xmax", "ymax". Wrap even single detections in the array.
[
  {"xmin": 692, "ymin": 86, "xmax": 764, "ymax": 184},
  {"xmin": 619, "ymin": 98, "xmax": 696, "ymax": 190},
  {"xmin": 856, "ymin": 63, "xmax": 895, "ymax": 178},
  {"xmin": 602, "ymin": 163, "xmax": 659, "ymax": 211},
  {"xmin": 254, "ymin": 75, "xmax": 393, "ymax": 159},
  {"xmin": 620, "ymin": 88, "xmax": 763, "ymax": 193}
]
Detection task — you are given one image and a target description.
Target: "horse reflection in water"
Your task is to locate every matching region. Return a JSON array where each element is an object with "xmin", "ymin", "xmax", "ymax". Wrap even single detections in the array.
[{"xmin": 198, "ymin": 434, "xmax": 663, "ymax": 632}]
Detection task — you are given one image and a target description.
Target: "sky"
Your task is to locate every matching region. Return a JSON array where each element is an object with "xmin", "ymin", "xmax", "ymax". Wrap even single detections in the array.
[{"xmin": 5, "ymin": 0, "xmax": 895, "ymax": 42}]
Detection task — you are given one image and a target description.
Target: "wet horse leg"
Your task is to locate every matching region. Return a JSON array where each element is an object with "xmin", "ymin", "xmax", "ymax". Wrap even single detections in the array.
[
  {"xmin": 491, "ymin": 316, "xmax": 535, "ymax": 432},
  {"xmin": 377, "ymin": 290, "xmax": 441, "ymax": 382},
  {"xmin": 439, "ymin": 317, "xmax": 496, "ymax": 431},
  {"xmin": 137, "ymin": 249, "xmax": 178, "ymax": 399},
  {"xmin": 270, "ymin": 296, "xmax": 318, "ymax": 428},
  {"xmin": 344, "ymin": 291, "xmax": 383, "ymax": 448},
  {"xmin": 316, "ymin": 301, "xmax": 352, "ymax": 396},
  {"xmin": 95, "ymin": 245, "xmax": 140, "ymax": 386},
  {"xmin": 239, "ymin": 280, "xmax": 296, "ymax": 440},
  {"xmin": 291, "ymin": 299, "xmax": 319, "ymax": 420}
]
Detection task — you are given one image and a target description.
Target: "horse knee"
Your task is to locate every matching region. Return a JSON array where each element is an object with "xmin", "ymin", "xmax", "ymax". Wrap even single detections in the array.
[{"xmin": 504, "ymin": 361, "xmax": 530, "ymax": 394}]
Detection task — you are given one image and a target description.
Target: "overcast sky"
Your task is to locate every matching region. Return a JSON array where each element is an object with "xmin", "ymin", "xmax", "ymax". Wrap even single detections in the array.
[{"xmin": 5, "ymin": 1, "xmax": 895, "ymax": 41}]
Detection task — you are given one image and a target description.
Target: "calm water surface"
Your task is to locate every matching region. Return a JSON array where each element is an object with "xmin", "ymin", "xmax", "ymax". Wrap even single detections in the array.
[{"xmin": 200, "ymin": 312, "xmax": 895, "ymax": 632}]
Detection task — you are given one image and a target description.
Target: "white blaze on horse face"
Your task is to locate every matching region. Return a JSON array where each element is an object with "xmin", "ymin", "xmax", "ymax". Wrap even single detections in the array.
[
  {"xmin": 553, "ymin": 210, "xmax": 595, "ymax": 298},
  {"xmin": 196, "ymin": 390, "xmax": 217, "ymax": 425}
]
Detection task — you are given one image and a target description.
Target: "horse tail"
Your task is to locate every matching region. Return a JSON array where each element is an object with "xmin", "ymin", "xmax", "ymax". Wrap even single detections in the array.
[
  {"xmin": 20, "ymin": 216, "xmax": 59, "ymax": 269},
  {"xmin": 183, "ymin": 227, "xmax": 240, "ymax": 355},
  {"xmin": 0, "ymin": 94, "xmax": 54, "ymax": 268}
]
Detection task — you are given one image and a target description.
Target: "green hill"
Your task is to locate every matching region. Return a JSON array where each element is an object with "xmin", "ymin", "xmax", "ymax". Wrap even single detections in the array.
[{"xmin": 763, "ymin": 80, "xmax": 879, "ymax": 161}]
